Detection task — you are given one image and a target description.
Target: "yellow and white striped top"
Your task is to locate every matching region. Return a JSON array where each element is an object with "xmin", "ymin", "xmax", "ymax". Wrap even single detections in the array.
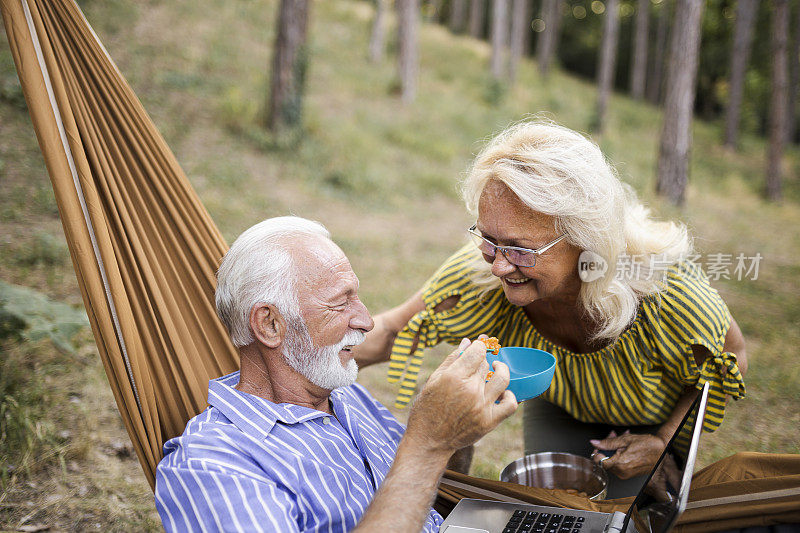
[{"xmin": 387, "ymin": 245, "xmax": 745, "ymax": 447}]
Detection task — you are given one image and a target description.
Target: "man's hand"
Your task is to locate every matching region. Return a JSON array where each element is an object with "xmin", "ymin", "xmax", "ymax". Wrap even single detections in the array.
[
  {"xmin": 405, "ymin": 337, "xmax": 518, "ymax": 455},
  {"xmin": 590, "ymin": 430, "xmax": 667, "ymax": 479},
  {"xmin": 353, "ymin": 338, "xmax": 516, "ymax": 533}
]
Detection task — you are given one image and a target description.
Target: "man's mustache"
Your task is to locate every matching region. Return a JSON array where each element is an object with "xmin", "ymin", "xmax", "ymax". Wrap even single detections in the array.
[{"xmin": 335, "ymin": 330, "xmax": 366, "ymax": 351}]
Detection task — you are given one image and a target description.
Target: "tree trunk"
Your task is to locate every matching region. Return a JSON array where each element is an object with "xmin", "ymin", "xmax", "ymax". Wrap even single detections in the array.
[
  {"xmin": 469, "ymin": 0, "xmax": 487, "ymax": 38},
  {"xmin": 646, "ymin": 0, "xmax": 670, "ymax": 105},
  {"xmin": 427, "ymin": 0, "xmax": 444, "ymax": 22},
  {"xmin": 629, "ymin": 0, "xmax": 650, "ymax": 99},
  {"xmin": 369, "ymin": 0, "xmax": 388, "ymax": 63},
  {"xmin": 398, "ymin": 0, "xmax": 420, "ymax": 103},
  {"xmin": 656, "ymin": 0, "xmax": 704, "ymax": 205},
  {"xmin": 595, "ymin": 0, "xmax": 620, "ymax": 132},
  {"xmin": 786, "ymin": 1, "xmax": 800, "ymax": 143},
  {"xmin": 723, "ymin": 0, "xmax": 758, "ymax": 149},
  {"xmin": 767, "ymin": 0, "xmax": 789, "ymax": 201},
  {"xmin": 491, "ymin": 0, "xmax": 510, "ymax": 79},
  {"xmin": 509, "ymin": 0, "xmax": 530, "ymax": 81},
  {"xmin": 450, "ymin": 0, "xmax": 469, "ymax": 32},
  {"xmin": 537, "ymin": 0, "xmax": 562, "ymax": 77},
  {"xmin": 522, "ymin": 0, "xmax": 534, "ymax": 55},
  {"xmin": 266, "ymin": 0, "xmax": 311, "ymax": 133}
]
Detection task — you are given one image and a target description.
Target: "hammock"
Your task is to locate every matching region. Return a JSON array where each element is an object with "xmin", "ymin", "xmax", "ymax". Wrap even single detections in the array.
[
  {"xmin": 0, "ymin": 0, "xmax": 239, "ymax": 487},
  {"xmin": 2, "ymin": 0, "xmax": 799, "ymax": 529}
]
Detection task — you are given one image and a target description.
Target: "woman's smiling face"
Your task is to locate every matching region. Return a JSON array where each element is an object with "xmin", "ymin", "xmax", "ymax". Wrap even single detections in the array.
[{"xmin": 477, "ymin": 180, "xmax": 582, "ymax": 308}]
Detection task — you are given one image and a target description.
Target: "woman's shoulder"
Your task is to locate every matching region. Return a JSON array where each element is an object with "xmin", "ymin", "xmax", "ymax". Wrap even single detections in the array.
[
  {"xmin": 421, "ymin": 244, "xmax": 499, "ymax": 303},
  {"xmin": 424, "ymin": 244, "xmax": 482, "ymax": 286},
  {"xmin": 663, "ymin": 261, "xmax": 729, "ymax": 314},
  {"xmin": 413, "ymin": 244, "xmax": 511, "ymax": 335},
  {"xmin": 637, "ymin": 260, "xmax": 731, "ymax": 344}
]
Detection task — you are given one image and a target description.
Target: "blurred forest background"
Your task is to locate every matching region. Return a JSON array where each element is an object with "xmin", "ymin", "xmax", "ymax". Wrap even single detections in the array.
[{"xmin": 1, "ymin": 0, "xmax": 799, "ymax": 530}]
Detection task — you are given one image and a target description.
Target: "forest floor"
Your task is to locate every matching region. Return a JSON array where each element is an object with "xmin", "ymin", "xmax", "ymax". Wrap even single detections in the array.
[{"xmin": 1, "ymin": 0, "xmax": 799, "ymax": 530}]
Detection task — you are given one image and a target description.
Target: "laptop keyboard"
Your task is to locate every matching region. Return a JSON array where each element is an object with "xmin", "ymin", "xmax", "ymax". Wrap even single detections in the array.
[{"xmin": 503, "ymin": 510, "xmax": 585, "ymax": 533}]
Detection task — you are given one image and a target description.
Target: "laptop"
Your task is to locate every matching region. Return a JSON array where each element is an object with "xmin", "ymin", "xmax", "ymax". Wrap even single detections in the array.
[{"xmin": 439, "ymin": 381, "xmax": 711, "ymax": 533}]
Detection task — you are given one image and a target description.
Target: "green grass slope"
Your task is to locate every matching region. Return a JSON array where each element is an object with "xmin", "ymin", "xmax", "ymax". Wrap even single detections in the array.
[{"xmin": 1, "ymin": 0, "xmax": 798, "ymax": 529}]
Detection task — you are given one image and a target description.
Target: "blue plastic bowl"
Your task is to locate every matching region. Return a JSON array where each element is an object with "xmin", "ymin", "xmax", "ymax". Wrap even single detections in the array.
[{"xmin": 486, "ymin": 347, "xmax": 556, "ymax": 402}]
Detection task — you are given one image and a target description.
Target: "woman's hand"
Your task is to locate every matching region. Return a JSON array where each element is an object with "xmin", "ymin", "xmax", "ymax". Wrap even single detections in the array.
[
  {"xmin": 644, "ymin": 452, "xmax": 682, "ymax": 502},
  {"xmin": 590, "ymin": 430, "xmax": 668, "ymax": 480}
]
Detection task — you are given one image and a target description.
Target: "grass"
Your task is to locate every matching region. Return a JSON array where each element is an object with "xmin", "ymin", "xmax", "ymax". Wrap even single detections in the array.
[
  {"xmin": 1, "ymin": 0, "xmax": 799, "ymax": 529},
  {"xmin": 0, "ymin": 342, "xmax": 56, "ymax": 482}
]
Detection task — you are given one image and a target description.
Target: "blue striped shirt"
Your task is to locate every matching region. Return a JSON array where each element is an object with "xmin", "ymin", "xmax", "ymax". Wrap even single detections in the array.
[{"xmin": 154, "ymin": 371, "xmax": 443, "ymax": 532}]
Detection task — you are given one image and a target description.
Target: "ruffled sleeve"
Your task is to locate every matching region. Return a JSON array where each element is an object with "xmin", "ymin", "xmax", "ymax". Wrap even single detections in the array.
[
  {"xmin": 643, "ymin": 261, "xmax": 746, "ymax": 436},
  {"xmin": 387, "ymin": 245, "xmax": 507, "ymax": 408}
]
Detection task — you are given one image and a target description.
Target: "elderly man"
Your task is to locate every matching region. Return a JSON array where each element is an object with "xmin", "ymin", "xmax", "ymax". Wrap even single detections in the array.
[{"xmin": 154, "ymin": 216, "xmax": 517, "ymax": 532}]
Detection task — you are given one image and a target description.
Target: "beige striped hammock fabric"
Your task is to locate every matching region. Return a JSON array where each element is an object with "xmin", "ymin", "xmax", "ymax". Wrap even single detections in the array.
[
  {"xmin": 2, "ymin": 0, "xmax": 799, "ymax": 529},
  {"xmin": 1, "ymin": 0, "xmax": 239, "ymax": 488}
]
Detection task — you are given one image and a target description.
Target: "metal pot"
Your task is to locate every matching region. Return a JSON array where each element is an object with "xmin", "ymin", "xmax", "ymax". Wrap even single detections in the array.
[{"xmin": 499, "ymin": 452, "xmax": 608, "ymax": 501}]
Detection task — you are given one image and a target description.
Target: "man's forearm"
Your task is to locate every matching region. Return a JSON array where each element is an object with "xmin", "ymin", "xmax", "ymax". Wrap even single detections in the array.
[{"xmin": 353, "ymin": 435, "xmax": 452, "ymax": 532}]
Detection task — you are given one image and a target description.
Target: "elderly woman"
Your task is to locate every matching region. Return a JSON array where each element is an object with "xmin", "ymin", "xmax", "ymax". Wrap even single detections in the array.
[{"xmin": 354, "ymin": 122, "xmax": 747, "ymax": 498}]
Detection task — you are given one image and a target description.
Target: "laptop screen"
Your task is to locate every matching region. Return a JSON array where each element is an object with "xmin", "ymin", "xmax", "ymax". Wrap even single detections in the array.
[{"xmin": 621, "ymin": 382, "xmax": 710, "ymax": 533}]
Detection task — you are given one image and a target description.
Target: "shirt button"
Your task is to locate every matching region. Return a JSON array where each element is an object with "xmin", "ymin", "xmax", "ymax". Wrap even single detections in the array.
[{"xmin": 322, "ymin": 417, "xmax": 331, "ymax": 425}]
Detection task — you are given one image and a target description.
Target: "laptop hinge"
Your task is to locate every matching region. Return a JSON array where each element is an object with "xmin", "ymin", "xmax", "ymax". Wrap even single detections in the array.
[{"xmin": 602, "ymin": 512, "xmax": 628, "ymax": 533}]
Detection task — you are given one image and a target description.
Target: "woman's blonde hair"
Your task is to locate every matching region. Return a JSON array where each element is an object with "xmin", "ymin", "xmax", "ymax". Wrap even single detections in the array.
[{"xmin": 461, "ymin": 121, "xmax": 692, "ymax": 342}]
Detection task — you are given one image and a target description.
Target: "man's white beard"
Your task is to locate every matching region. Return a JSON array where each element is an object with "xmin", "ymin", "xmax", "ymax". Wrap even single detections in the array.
[{"xmin": 282, "ymin": 317, "xmax": 365, "ymax": 390}]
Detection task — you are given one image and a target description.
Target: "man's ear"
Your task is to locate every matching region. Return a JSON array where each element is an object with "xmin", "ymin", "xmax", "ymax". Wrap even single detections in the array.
[{"xmin": 248, "ymin": 303, "xmax": 286, "ymax": 349}]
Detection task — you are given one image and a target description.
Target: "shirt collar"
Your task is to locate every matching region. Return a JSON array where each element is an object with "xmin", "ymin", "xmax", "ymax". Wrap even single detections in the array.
[{"xmin": 207, "ymin": 371, "xmax": 346, "ymax": 440}]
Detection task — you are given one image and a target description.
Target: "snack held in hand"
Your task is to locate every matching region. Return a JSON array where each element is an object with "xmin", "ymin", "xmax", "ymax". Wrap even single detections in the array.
[
  {"xmin": 484, "ymin": 337, "xmax": 501, "ymax": 355},
  {"xmin": 484, "ymin": 337, "xmax": 501, "ymax": 380}
]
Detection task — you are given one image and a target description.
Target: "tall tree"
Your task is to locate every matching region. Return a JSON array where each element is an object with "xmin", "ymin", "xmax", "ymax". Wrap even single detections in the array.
[
  {"xmin": 537, "ymin": 0, "xmax": 563, "ymax": 77},
  {"xmin": 787, "ymin": 2, "xmax": 800, "ymax": 142},
  {"xmin": 369, "ymin": 0, "xmax": 388, "ymax": 63},
  {"xmin": 523, "ymin": 0, "xmax": 534, "ymax": 55},
  {"xmin": 723, "ymin": 0, "xmax": 758, "ymax": 150},
  {"xmin": 629, "ymin": 0, "xmax": 650, "ymax": 100},
  {"xmin": 266, "ymin": 0, "xmax": 311, "ymax": 133},
  {"xmin": 491, "ymin": 0, "xmax": 511, "ymax": 79},
  {"xmin": 509, "ymin": 0, "xmax": 530, "ymax": 81},
  {"xmin": 469, "ymin": 0, "xmax": 487, "ymax": 38},
  {"xmin": 450, "ymin": 0, "xmax": 469, "ymax": 32},
  {"xmin": 398, "ymin": 0, "xmax": 420, "ymax": 103},
  {"xmin": 656, "ymin": 0, "xmax": 705, "ymax": 205},
  {"xmin": 767, "ymin": 0, "xmax": 789, "ymax": 201},
  {"xmin": 595, "ymin": 0, "xmax": 621, "ymax": 132},
  {"xmin": 427, "ymin": 0, "xmax": 444, "ymax": 22},
  {"xmin": 646, "ymin": 0, "xmax": 670, "ymax": 104}
]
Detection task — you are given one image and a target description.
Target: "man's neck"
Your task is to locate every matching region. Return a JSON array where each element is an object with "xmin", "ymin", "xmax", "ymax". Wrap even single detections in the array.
[{"xmin": 235, "ymin": 344, "xmax": 334, "ymax": 415}]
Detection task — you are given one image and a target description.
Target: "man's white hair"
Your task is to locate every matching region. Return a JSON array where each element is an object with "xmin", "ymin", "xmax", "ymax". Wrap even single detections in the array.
[
  {"xmin": 462, "ymin": 120, "xmax": 693, "ymax": 341},
  {"xmin": 215, "ymin": 216, "xmax": 330, "ymax": 347}
]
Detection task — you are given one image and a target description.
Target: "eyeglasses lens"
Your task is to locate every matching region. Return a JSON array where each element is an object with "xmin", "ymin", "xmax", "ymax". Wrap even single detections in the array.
[
  {"xmin": 469, "ymin": 230, "xmax": 537, "ymax": 267},
  {"xmin": 505, "ymin": 249, "xmax": 536, "ymax": 267}
]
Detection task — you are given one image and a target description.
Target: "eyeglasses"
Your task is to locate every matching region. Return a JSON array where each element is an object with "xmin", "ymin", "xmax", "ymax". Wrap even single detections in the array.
[{"xmin": 468, "ymin": 224, "xmax": 567, "ymax": 268}]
